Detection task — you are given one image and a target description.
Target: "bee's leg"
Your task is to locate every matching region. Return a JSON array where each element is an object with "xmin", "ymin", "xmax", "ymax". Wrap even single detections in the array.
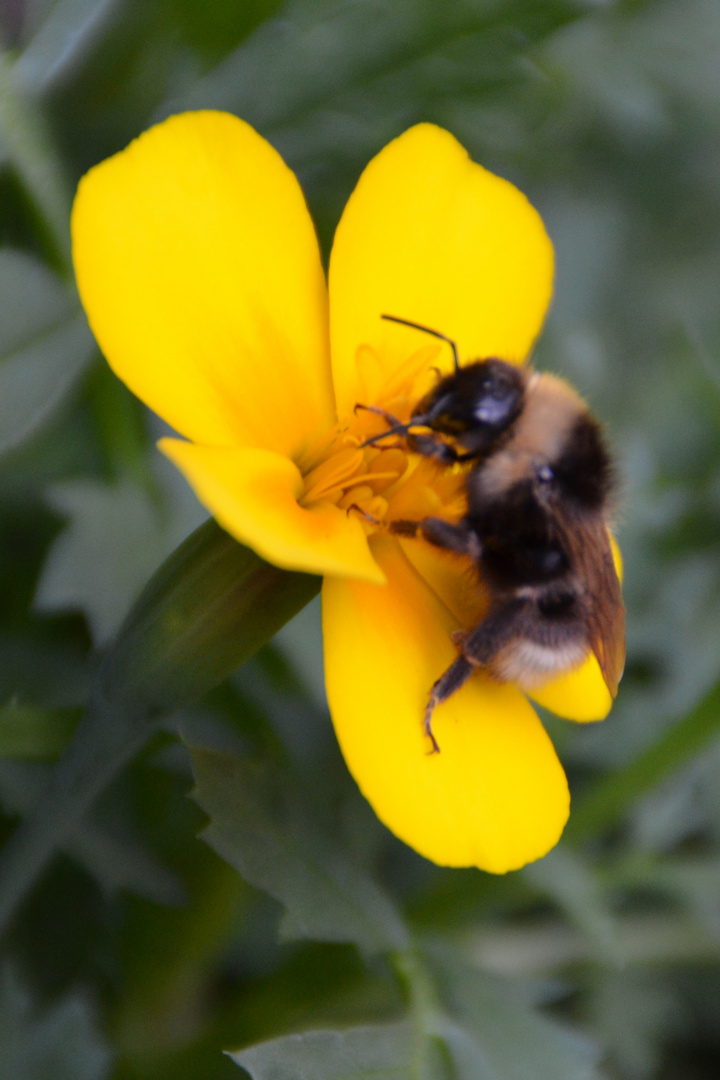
[
  {"xmin": 408, "ymin": 434, "xmax": 483, "ymax": 465},
  {"xmin": 347, "ymin": 506, "xmax": 382, "ymax": 526},
  {"xmin": 390, "ymin": 516, "xmax": 482, "ymax": 560},
  {"xmin": 354, "ymin": 402, "xmax": 403, "ymax": 427},
  {"xmin": 347, "ymin": 509, "xmax": 481, "ymax": 566},
  {"xmin": 458, "ymin": 599, "xmax": 529, "ymax": 666},
  {"xmin": 355, "ymin": 404, "xmax": 415, "ymax": 449},
  {"xmin": 407, "ymin": 433, "xmax": 462, "ymax": 464},
  {"xmin": 423, "ymin": 654, "xmax": 476, "ymax": 753},
  {"xmin": 424, "ymin": 599, "xmax": 528, "ymax": 752}
]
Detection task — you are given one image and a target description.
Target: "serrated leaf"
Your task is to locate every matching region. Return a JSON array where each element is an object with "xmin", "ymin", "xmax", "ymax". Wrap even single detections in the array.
[
  {"xmin": 0, "ymin": 521, "xmax": 320, "ymax": 936},
  {"xmin": 430, "ymin": 950, "xmax": 600, "ymax": 1080},
  {"xmin": 67, "ymin": 818, "xmax": 185, "ymax": 905},
  {"xmin": 191, "ymin": 746, "xmax": 408, "ymax": 954},
  {"xmin": 34, "ymin": 478, "xmax": 178, "ymax": 645},
  {"xmin": 229, "ymin": 1022, "xmax": 413, "ymax": 1080},
  {"xmin": 0, "ymin": 966, "xmax": 111, "ymax": 1080},
  {"xmin": 0, "ymin": 760, "xmax": 183, "ymax": 904},
  {"xmin": 0, "ymin": 251, "xmax": 94, "ymax": 456}
]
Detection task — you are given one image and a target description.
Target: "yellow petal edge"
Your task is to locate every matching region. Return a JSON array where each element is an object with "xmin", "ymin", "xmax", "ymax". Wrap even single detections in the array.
[
  {"xmin": 330, "ymin": 122, "xmax": 554, "ymax": 417},
  {"xmin": 323, "ymin": 537, "xmax": 569, "ymax": 873},
  {"xmin": 72, "ymin": 111, "xmax": 333, "ymax": 459},
  {"xmin": 160, "ymin": 439, "xmax": 385, "ymax": 584}
]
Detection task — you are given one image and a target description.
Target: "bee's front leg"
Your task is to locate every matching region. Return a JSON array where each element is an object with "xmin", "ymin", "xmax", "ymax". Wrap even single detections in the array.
[{"xmin": 354, "ymin": 402, "xmax": 403, "ymax": 426}]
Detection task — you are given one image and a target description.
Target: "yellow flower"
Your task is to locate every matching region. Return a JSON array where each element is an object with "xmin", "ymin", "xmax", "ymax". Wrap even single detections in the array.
[{"xmin": 71, "ymin": 111, "xmax": 616, "ymax": 874}]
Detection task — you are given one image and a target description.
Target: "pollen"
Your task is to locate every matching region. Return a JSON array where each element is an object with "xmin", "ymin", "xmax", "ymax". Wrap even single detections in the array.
[
  {"xmin": 298, "ymin": 345, "xmax": 468, "ymax": 533},
  {"xmin": 299, "ymin": 437, "xmax": 410, "ymax": 519}
]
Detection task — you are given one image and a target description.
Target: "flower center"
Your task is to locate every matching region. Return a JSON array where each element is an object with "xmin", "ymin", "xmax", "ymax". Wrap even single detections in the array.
[{"xmin": 297, "ymin": 344, "xmax": 467, "ymax": 533}]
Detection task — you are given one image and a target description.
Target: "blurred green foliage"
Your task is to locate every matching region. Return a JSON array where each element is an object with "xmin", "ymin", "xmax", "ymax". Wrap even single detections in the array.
[{"xmin": 1, "ymin": 0, "xmax": 720, "ymax": 1077}]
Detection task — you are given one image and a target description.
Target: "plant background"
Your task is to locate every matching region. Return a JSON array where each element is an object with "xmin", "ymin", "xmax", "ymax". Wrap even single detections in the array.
[{"xmin": 1, "ymin": 0, "xmax": 720, "ymax": 1077}]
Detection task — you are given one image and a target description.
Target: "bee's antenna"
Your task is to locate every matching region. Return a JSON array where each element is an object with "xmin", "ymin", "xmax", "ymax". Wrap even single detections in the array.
[{"xmin": 381, "ymin": 314, "xmax": 460, "ymax": 373}]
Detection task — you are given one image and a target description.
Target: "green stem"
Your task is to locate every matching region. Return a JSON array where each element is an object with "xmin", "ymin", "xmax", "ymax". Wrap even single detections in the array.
[
  {"xmin": 566, "ymin": 678, "xmax": 720, "ymax": 842},
  {"xmin": 0, "ymin": 51, "xmax": 72, "ymax": 273},
  {"xmin": 0, "ymin": 520, "xmax": 321, "ymax": 938},
  {"xmin": 392, "ymin": 949, "xmax": 441, "ymax": 1080},
  {"xmin": 0, "ymin": 702, "xmax": 161, "ymax": 935}
]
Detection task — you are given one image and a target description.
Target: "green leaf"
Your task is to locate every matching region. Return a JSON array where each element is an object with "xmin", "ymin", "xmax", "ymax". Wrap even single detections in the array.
[
  {"xmin": 0, "ymin": 699, "xmax": 76, "ymax": 759},
  {"xmin": 627, "ymin": 855, "xmax": 720, "ymax": 940},
  {"xmin": 0, "ymin": 966, "xmax": 111, "ymax": 1080},
  {"xmin": 433, "ymin": 1017, "xmax": 502, "ymax": 1080},
  {"xmin": 566, "ymin": 677, "xmax": 720, "ymax": 843},
  {"xmin": 228, "ymin": 1022, "xmax": 414, "ymax": 1080},
  {"xmin": 114, "ymin": 853, "xmax": 244, "ymax": 1065},
  {"xmin": 0, "ymin": 520, "xmax": 320, "ymax": 937},
  {"xmin": 165, "ymin": 0, "xmax": 284, "ymax": 63},
  {"xmin": 191, "ymin": 746, "xmax": 409, "ymax": 955},
  {"xmin": 523, "ymin": 847, "xmax": 619, "ymax": 964},
  {"xmin": 429, "ymin": 950, "xmax": 600, "ymax": 1080},
  {"xmin": 0, "ymin": 759, "xmax": 183, "ymax": 904},
  {"xmin": 229, "ymin": 942, "xmax": 597, "ymax": 1079},
  {"xmin": 584, "ymin": 969, "xmax": 676, "ymax": 1080},
  {"xmin": 0, "ymin": 63, "xmax": 73, "ymax": 266},
  {"xmin": 35, "ymin": 478, "xmax": 183, "ymax": 645},
  {"xmin": 0, "ymin": 251, "xmax": 94, "ymax": 456},
  {"xmin": 0, "ymin": 250, "xmax": 69, "ymax": 351},
  {"xmin": 170, "ymin": 0, "xmax": 581, "ymax": 130},
  {"xmin": 65, "ymin": 817, "xmax": 185, "ymax": 904},
  {"xmin": 16, "ymin": 0, "xmax": 127, "ymax": 96}
]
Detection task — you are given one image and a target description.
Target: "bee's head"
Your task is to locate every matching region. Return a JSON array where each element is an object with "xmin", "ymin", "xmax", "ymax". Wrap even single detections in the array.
[{"xmin": 412, "ymin": 359, "xmax": 526, "ymax": 455}]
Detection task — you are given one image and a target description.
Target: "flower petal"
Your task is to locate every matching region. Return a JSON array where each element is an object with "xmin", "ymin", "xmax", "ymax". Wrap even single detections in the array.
[
  {"xmin": 72, "ymin": 111, "xmax": 333, "ymax": 457},
  {"xmin": 160, "ymin": 439, "xmax": 385, "ymax": 583},
  {"xmin": 322, "ymin": 535, "xmax": 569, "ymax": 873},
  {"xmin": 329, "ymin": 124, "xmax": 554, "ymax": 417},
  {"xmin": 397, "ymin": 537, "xmax": 486, "ymax": 628},
  {"xmin": 529, "ymin": 656, "xmax": 614, "ymax": 722}
]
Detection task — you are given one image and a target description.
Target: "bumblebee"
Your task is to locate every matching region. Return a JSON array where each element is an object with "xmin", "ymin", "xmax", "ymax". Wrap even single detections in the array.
[{"xmin": 365, "ymin": 315, "xmax": 625, "ymax": 752}]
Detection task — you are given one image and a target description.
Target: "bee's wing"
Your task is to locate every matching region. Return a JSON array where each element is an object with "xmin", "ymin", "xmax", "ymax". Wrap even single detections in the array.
[{"xmin": 566, "ymin": 516, "xmax": 626, "ymax": 697}]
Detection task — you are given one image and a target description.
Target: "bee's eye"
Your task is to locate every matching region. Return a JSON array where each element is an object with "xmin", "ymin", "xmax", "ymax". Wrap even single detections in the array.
[
  {"xmin": 473, "ymin": 394, "xmax": 515, "ymax": 425},
  {"xmin": 471, "ymin": 370, "xmax": 523, "ymax": 427},
  {"xmin": 537, "ymin": 464, "xmax": 554, "ymax": 484},
  {"xmin": 414, "ymin": 359, "xmax": 524, "ymax": 443}
]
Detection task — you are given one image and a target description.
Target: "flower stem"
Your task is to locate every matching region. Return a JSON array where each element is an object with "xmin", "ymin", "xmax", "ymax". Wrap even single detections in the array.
[
  {"xmin": 0, "ymin": 520, "xmax": 320, "ymax": 937},
  {"xmin": 392, "ymin": 949, "xmax": 443, "ymax": 1080}
]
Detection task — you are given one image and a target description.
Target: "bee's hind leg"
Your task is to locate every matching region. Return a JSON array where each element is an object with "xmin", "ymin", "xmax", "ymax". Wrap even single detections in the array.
[
  {"xmin": 423, "ymin": 655, "xmax": 476, "ymax": 753},
  {"xmin": 424, "ymin": 598, "xmax": 529, "ymax": 753}
]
